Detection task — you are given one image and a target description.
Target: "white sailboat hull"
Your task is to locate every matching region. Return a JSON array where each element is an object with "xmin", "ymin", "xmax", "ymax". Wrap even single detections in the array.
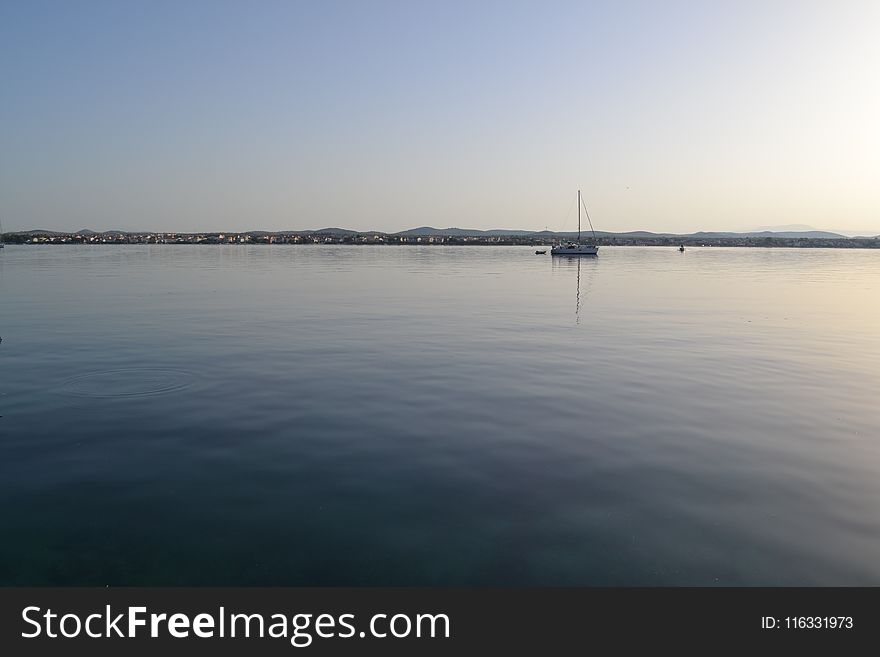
[
  {"xmin": 550, "ymin": 243, "xmax": 598, "ymax": 256},
  {"xmin": 549, "ymin": 190, "xmax": 599, "ymax": 255}
]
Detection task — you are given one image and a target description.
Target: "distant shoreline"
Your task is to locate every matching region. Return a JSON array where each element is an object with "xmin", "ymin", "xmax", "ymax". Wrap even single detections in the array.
[{"xmin": 3, "ymin": 231, "xmax": 878, "ymax": 249}]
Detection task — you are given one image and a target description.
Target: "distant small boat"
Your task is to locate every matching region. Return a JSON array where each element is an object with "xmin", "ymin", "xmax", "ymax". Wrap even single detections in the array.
[
  {"xmin": 679, "ymin": 244, "xmax": 685, "ymax": 252},
  {"xmin": 535, "ymin": 250, "xmax": 546, "ymax": 255},
  {"xmin": 551, "ymin": 190, "xmax": 598, "ymax": 256},
  {"xmin": 0, "ymin": 216, "xmax": 5, "ymax": 249}
]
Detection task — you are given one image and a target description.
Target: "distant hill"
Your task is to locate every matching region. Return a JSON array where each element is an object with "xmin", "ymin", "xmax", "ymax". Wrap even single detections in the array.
[
  {"xmin": 392, "ymin": 227, "xmax": 847, "ymax": 239},
  {"xmin": 607, "ymin": 230, "xmax": 674, "ymax": 238},
  {"xmin": 14, "ymin": 226, "xmax": 859, "ymax": 240},
  {"xmin": 10, "ymin": 229, "xmax": 65, "ymax": 236},
  {"xmin": 73, "ymin": 229, "xmax": 145, "ymax": 235},
  {"xmin": 689, "ymin": 230, "xmax": 846, "ymax": 239},
  {"xmin": 310, "ymin": 227, "xmax": 358, "ymax": 235},
  {"xmin": 750, "ymin": 224, "xmax": 821, "ymax": 233}
]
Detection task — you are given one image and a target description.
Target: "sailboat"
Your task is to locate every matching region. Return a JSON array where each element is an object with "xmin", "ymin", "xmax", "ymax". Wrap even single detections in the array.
[
  {"xmin": 551, "ymin": 190, "xmax": 598, "ymax": 256},
  {"xmin": 0, "ymin": 217, "xmax": 5, "ymax": 249}
]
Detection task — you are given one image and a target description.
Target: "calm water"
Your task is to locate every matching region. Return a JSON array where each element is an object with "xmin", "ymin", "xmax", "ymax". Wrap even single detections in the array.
[{"xmin": 1, "ymin": 245, "xmax": 879, "ymax": 585}]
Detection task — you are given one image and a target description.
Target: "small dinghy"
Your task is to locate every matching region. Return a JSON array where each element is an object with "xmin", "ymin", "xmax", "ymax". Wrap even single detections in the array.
[{"xmin": 535, "ymin": 250, "xmax": 546, "ymax": 255}]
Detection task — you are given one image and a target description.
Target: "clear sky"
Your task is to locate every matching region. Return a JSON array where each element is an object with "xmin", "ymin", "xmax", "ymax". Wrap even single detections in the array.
[{"xmin": 2, "ymin": 0, "xmax": 878, "ymax": 235}]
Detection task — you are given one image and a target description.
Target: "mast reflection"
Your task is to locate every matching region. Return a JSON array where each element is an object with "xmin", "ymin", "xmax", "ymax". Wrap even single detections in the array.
[{"xmin": 551, "ymin": 254, "xmax": 597, "ymax": 324}]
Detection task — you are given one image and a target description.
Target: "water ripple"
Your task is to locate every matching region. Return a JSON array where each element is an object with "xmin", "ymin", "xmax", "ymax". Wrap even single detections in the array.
[{"xmin": 58, "ymin": 368, "xmax": 195, "ymax": 399}]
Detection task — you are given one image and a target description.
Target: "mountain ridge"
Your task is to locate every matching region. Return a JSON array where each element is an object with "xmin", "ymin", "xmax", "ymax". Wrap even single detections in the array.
[{"xmin": 9, "ymin": 227, "xmax": 877, "ymax": 239}]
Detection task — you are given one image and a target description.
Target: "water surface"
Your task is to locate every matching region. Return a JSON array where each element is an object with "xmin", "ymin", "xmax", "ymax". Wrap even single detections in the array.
[{"xmin": 1, "ymin": 245, "xmax": 878, "ymax": 585}]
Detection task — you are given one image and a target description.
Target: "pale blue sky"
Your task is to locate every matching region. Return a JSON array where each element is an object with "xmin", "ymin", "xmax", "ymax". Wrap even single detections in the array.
[{"xmin": 2, "ymin": 0, "xmax": 878, "ymax": 234}]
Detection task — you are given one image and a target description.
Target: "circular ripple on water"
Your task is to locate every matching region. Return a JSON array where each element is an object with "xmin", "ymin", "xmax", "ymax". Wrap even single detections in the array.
[{"xmin": 59, "ymin": 368, "xmax": 195, "ymax": 399}]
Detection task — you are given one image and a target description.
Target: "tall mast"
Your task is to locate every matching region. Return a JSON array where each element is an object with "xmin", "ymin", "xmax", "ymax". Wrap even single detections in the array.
[{"xmin": 577, "ymin": 190, "xmax": 581, "ymax": 242}]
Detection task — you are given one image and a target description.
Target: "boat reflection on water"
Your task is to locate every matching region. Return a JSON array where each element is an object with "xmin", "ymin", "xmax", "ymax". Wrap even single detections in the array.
[{"xmin": 551, "ymin": 253, "xmax": 597, "ymax": 324}]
